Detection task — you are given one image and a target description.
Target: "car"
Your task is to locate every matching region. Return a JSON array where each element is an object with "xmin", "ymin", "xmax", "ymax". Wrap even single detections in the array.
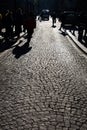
[{"xmin": 39, "ymin": 9, "xmax": 50, "ymax": 21}]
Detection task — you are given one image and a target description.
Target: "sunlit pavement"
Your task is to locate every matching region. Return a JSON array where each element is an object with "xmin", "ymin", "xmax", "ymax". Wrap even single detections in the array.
[{"xmin": 0, "ymin": 18, "xmax": 87, "ymax": 130}]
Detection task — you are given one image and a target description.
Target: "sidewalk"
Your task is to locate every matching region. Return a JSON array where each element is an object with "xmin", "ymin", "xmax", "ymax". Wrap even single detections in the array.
[{"xmin": 66, "ymin": 30, "xmax": 87, "ymax": 54}]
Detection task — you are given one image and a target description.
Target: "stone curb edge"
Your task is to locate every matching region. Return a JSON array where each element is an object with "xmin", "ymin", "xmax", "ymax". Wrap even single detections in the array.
[{"xmin": 66, "ymin": 30, "xmax": 87, "ymax": 54}]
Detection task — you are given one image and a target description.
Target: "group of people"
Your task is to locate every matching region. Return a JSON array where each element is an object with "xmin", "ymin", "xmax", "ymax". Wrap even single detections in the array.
[
  {"xmin": 58, "ymin": 11, "xmax": 87, "ymax": 42},
  {"xmin": 1, "ymin": 8, "xmax": 86, "ymax": 44},
  {"xmin": 0, "ymin": 8, "xmax": 36, "ymax": 42}
]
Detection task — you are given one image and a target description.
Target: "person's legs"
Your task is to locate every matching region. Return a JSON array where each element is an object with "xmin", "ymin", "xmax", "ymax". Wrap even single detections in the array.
[
  {"xmin": 59, "ymin": 22, "xmax": 63, "ymax": 30},
  {"xmin": 27, "ymin": 29, "xmax": 33, "ymax": 43},
  {"xmin": 52, "ymin": 18, "xmax": 54, "ymax": 26}
]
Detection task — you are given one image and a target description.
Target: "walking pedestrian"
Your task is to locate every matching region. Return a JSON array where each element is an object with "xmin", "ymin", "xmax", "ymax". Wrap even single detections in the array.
[
  {"xmin": 4, "ymin": 10, "xmax": 13, "ymax": 41},
  {"xmin": 51, "ymin": 11, "xmax": 56, "ymax": 27},
  {"xmin": 23, "ymin": 12, "xmax": 36, "ymax": 43},
  {"xmin": 0, "ymin": 13, "xmax": 2, "ymax": 35},
  {"xmin": 15, "ymin": 8, "xmax": 23, "ymax": 38}
]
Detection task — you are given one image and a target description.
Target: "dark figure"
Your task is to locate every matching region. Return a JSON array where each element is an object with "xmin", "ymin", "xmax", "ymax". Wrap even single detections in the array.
[
  {"xmin": 78, "ymin": 25, "xmax": 84, "ymax": 42},
  {"xmin": 59, "ymin": 11, "xmax": 66, "ymax": 31},
  {"xmin": 38, "ymin": 12, "xmax": 43, "ymax": 22},
  {"xmin": 51, "ymin": 12, "xmax": 56, "ymax": 27},
  {"xmin": 84, "ymin": 25, "xmax": 87, "ymax": 37},
  {"xmin": 0, "ymin": 13, "xmax": 2, "ymax": 35},
  {"xmin": 23, "ymin": 12, "xmax": 36, "ymax": 43},
  {"xmin": 83, "ymin": 14, "xmax": 87, "ymax": 41},
  {"xmin": 78, "ymin": 13, "xmax": 84, "ymax": 42},
  {"xmin": 15, "ymin": 8, "xmax": 23, "ymax": 38},
  {"xmin": 4, "ymin": 10, "xmax": 13, "ymax": 41},
  {"xmin": 84, "ymin": 24, "xmax": 87, "ymax": 42},
  {"xmin": 69, "ymin": 13, "xmax": 77, "ymax": 35},
  {"xmin": 22, "ymin": 11, "xmax": 27, "ymax": 32}
]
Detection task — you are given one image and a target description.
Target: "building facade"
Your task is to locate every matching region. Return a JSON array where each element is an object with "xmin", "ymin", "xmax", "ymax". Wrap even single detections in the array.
[
  {"xmin": 36, "ymin": 0, "xmax": 78, "ymax": 15},
  {"xmin": 0, "ymin": 0, "xmax": 87, "ymax": 15},
  {"xmin": 0, "ymin": 0, "xmax": 35, "ymax": 13}
]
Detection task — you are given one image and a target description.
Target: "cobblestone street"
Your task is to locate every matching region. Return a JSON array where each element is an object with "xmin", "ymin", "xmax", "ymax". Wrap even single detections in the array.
[{"xmin": 0, "ymin": 19, "xmax": 87, "ymax": 130}]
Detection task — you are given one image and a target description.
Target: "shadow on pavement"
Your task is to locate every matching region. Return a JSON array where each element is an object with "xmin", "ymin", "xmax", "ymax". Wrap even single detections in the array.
[
  {"xmin": 12, "ymin": 41, "xmax": 32, "ymax": 59},
  {"xmin": 52, "ymin": 25, "xmax": 56, "ymax": 28},
  {"xmin": 0, "ymin": 32, "xmax": 27, "ymax": 53},
  {"xmin": 59, "ymin": 31, "xmax": 67, "ymax": 36},
  {"xmin": 0, "ymin": 39, "xmax": 17, "ymax": 52}
]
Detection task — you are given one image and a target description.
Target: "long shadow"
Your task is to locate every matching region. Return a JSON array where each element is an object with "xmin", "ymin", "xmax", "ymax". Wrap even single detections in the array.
[
  {"xmin": 0, "ymin": 32, "xmax": 27, "ymax": 53},
  {"xmin": 12, "ymin": 41, "xmax": 32, "ymax": 59},
  {"xmin": 0, "ymin": 38, "xmax": 17, "ymax": 53}
]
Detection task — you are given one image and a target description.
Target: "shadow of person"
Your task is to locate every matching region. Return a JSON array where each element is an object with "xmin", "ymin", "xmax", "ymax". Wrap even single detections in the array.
[
  {"xmin": 52, "ymin": 25, "xmax": 56, "ymax": 28},
  {"xmin": 59, "ymin": 31, "xmax": 67, "ymax": 36},
  {"xmin": 0, "ymin": 38, "xmax": 17, "ymax": 53},
  {"xmin": 12, "ymin": 41, "xmax": 32, "ymax": 59}
]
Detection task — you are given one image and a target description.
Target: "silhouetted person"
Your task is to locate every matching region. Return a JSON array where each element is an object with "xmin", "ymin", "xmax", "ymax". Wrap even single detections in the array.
[
  {"xmin": 59, "ymin": 11, "xmax": 66, "ymax": 31},
  {"xmin": 78, "ymin": 13, "xmax": 84, "ymax": 42},
  {"xmin": 69, "ymin": 13, "xmax": 77, "ymax": 35},
  {"xmin": 84, "ymin": 24, "xmax": 87, "ymax": 40},
  {"xmin": 83, "ymin": 14, "xmax": 87, "ymax": 40},
  {"xmin": 15, "ymin": 8, "xmax": 23, "ymax": 38},
  {"xmin": 22, "ymin": 11, "xmax": 27, "ymax": 32},
  {"xmin": 23, "ymin": 12, "xmax": 36, "ymax": 43},
  {"xmin": 51, "ymin": 11, "xmax": 56, "ymax": 27},
  {"xmin": 0, "ymin": 13, "xmax": 2, "ymax": 35},
  {"xmin": 4, "ymin": 10, "xmax": 13, "ymax": 41}
]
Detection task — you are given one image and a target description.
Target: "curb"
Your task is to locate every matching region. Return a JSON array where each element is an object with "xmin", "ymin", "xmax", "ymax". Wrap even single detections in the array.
[{"xmin": 66, "ymin": 30, "xmax": 87, "ymax": 54}]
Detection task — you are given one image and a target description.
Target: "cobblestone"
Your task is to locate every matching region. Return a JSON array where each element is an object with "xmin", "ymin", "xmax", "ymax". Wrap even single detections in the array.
[{"xmin": 0, "ymin": 19, "xmax": 87, "ymax": 130}]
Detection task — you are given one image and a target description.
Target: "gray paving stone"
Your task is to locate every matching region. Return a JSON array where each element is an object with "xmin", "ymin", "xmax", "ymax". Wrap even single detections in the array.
[{"xmin": 0, "ymin": 19, "xmax": 87, "ymax": 130}]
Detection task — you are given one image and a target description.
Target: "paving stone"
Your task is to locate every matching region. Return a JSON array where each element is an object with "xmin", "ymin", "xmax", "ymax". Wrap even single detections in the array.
[{"xmin": 0, "ymin": 19, "xmax": 87, "ymax": 130}]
